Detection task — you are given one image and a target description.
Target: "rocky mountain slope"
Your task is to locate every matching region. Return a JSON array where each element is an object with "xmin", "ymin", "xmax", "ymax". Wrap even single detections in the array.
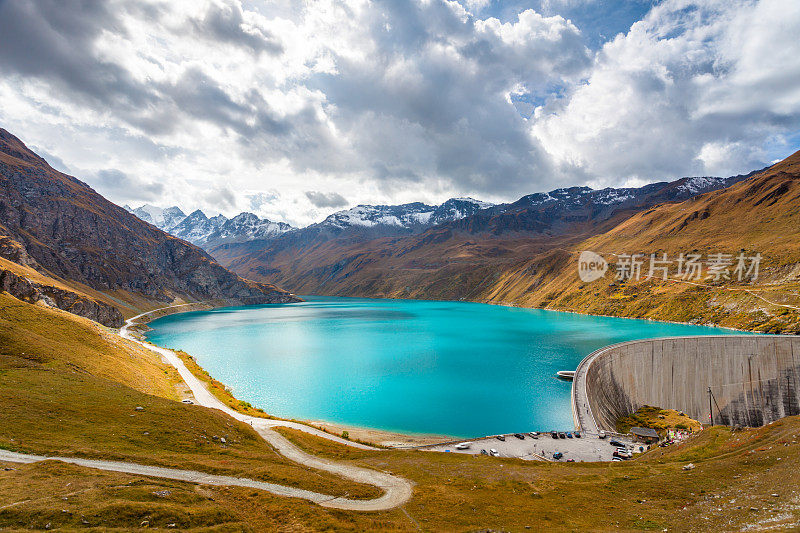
[
  {"xmin": 210, "ymin": 153, "xmax": 800, "ymax": 331},
  {"xmin": 0, "ymin": 128, "xmax": 298, "ymax": 320}
]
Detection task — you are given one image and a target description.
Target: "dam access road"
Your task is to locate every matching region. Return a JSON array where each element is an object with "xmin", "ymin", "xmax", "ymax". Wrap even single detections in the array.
[
  {"xmin": 1, "ymin": 307, "xmax": 413, "ymax": 512},
  {"xmin": 118, "ymin": 310, "xmax": 414, "ymax": 511}
]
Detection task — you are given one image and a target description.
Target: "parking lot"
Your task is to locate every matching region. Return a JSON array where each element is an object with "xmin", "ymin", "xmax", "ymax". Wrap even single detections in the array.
[{"xmin": 421, "ymin": 431, "xmax": 644, "ymax": 462}]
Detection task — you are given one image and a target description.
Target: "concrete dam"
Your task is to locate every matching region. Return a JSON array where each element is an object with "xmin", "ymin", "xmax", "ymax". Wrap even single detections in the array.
[{"xmin": 572, "ymin": 336, "xmax": 800, "ymax": 432}]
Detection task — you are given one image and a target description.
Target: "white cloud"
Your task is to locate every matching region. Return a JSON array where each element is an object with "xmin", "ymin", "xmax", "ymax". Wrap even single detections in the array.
[
  {"xmin": 0, "ymin": 0, "xmax": 595, "ymax": 225},
  {"xmin": 0, "ymin": 0, "xmax": 798, "ymax": 228},
  {"xmin": 532, "ymin": 0, "xmax": 800, "ymax": 182}
]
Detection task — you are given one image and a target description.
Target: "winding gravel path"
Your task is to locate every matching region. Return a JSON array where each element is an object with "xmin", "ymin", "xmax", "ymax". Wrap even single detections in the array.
[
  {"xmin": 3, "ymin": 308, "xmax": 413, "ymax": 511},
  {"xmin": 0, "ymin": 450, "xmax": 362, "ymax": 507}
]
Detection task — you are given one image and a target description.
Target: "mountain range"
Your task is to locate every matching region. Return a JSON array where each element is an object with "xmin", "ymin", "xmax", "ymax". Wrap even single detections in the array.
[
  {"xmin": 206, "ymin": 170, "xmax": 757, "ymax": 288},
  {"xmin": 131, "ymin": 175, "xmax": 748, "ymax": 257},
  {"xmin": 202, "ymin": 157, "xmax": 800, "ymax": 333},
  {"xmin": 0, "ymin": 128, "xmax": 298, "ymax": 325},
  {"xmin": 124, "ymin": 205, "xmax": 294, "ymax": 249},
  {"xmin": 126, "ymin": 197, "xmax": 496, "ymax": 250}
]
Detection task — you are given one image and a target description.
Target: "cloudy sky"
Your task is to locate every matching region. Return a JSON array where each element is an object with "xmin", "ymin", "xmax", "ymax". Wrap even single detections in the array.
[{"xmin": 1, "ymin": 0, "xmax": 799, "ymax": 226}]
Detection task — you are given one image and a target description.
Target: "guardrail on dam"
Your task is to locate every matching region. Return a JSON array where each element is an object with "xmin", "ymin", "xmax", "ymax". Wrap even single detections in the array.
[{"xmin": 572, "ymin": 336, "xmax": 800, "ymax": 432}]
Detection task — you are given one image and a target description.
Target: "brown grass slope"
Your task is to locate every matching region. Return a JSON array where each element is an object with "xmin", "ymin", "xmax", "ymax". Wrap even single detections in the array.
[
  {"xmin": 0, "ymin": 128, "xmax": 296, "ymax": 317},
  {"xmin": 586, "ymin": 149, "xmax": 800, "ymax": 260},
  {"xmin": 0, "ymin": 292, "xmax": 381, "ymax": 527},
  {"xmin": 481, "ymin": 150, "xmax": 800, "ymax": 332},
  {"xmin": 275, "ymin": 421, "xmax": 800, "ymax": 532},
  {"xmin": 2, "ymin": 273, "xmax": 800, "ymax": 530}
]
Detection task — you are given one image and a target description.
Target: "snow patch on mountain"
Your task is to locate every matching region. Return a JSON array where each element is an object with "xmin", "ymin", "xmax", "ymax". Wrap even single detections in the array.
[
  {"xmin": 125, "ymin": 204, "xmax": 186, "ymax": 230},
  {"xmin": 319, "ymin": 198, "xmax": 496, "ymax": 230},
  {"xmin": 677, "ymin": 176, "xmax": 725, "ymax": 195},
  {"xmin": 594, "ymin": 188, "xmax": 635, "ymax": 205},
  {"xmin": 321, "ymin": 203, "xmax": 436, "ymax": 230}
]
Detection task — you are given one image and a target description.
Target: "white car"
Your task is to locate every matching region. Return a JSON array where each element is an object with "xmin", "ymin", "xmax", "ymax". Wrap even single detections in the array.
[
  {"xmin": 490, "ymin": 448, "xmax": 500, "ymax": 456},
  {"xmin": 455, "ymin": 442, "xmax": 471, "ymax": 450},
  {"xmin": 181, "ymin": 399, "xmax": 194, "ymax": 404}
]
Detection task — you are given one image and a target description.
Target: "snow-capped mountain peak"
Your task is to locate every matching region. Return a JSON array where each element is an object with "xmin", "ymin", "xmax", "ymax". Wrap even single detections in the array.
[
  {"xmin": 430, "ymin": 197, "xmax": 494, "ymax": 225},
  {"xmin": 126, "ymin": 205, "xmax": 293, "ymax": 249},
  {"xmin": 320, "ymin": 198, "xmax": 494, "ymax": 231},
  {"xmin": 321, "ymin": 202, "xmax": 435, "ymax": 230},
  {"xmin": 125, "ymin": 204, "xmax": 186, "ymax": 230}
]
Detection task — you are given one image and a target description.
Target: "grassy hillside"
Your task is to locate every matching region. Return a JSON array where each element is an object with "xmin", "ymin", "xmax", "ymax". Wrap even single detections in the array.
[
  {"xmin": 0, "ymin": 293, "xmax": 383, "ymax": 514},
  {"xmin": 0, "ymin": 291, "xmax": 180, "ymax": 397},
  {"xmin": 270, "ymin": 422, "xmax": 800, "ymax": 532},
  {"xmin": 477, "ymin": 151, "xmax": 800, "ymax": 332}
]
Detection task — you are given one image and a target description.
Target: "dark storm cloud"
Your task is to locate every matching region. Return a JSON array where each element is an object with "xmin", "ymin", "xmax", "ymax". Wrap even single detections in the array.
[
  {"xmin": 204, "ymin": 186, "xmax": 237, "ymax": 210},
  {"xmin": 304, "ymin": 191, "xmax": 348, "ymax": 208},
  {"xmin": 0, "ymin": 1, "xmax": 155, "ymax": 110},
  {"xmin": 0, "ymin": 0, "xmax": 593, "ymax": 200},
  {"xmin": 94, "ymin": 168, "xmax": 164, "ymax": 201},
  {"xmin": 0, "ymin": 1, "xmax": 282, "ymax": 138},
  {"xmin": 303, "ymin": 0, "xmax": 592, "ymax": 194},
  {"xmin": 190, "ymin": 1, "xmax": 283, "ymax": 56}
]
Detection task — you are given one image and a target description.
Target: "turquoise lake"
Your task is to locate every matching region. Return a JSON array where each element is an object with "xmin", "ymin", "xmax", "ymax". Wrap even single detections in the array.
[{"xmin": 145, "ymin": 296, "xmax": 742, "ymax": 438}]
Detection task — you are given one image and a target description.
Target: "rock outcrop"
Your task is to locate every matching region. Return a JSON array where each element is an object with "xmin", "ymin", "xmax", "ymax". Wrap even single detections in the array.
[{"xmin": 0, "ymin": 268, "xmax": 124, "ymax": 327}]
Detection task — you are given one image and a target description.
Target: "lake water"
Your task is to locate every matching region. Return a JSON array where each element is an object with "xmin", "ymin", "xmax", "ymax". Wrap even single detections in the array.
[{"xmin": 145, "ymin": 296, "xmax": 742, "ymax": 438}]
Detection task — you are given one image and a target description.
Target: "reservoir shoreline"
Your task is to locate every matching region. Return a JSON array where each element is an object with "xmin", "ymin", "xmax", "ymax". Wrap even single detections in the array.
[
  {"xmin": 124, "ymin": 300, "xmax": 454, "ymax": 446},
  {"xmin": 134, "ymin": 296, "xmax": 757, "ymax": 442}
]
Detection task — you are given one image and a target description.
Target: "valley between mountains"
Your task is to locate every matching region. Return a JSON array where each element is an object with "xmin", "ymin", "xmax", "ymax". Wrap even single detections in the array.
[{"xmin": 131, "ymin": 150, "xmax": 800, "ymax": 333}]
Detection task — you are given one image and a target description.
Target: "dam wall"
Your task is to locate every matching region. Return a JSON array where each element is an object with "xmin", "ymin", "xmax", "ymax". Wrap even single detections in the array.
[{"xmin": 574, "ymin": 336, "xmax": 800, "ymax": 432}]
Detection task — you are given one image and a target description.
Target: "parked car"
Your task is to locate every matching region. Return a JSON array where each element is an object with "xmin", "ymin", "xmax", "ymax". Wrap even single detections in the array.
[
  {"xmin": 574, "ymin": 431, "xmax": 581, "ymax": 438},
  {"xmin": 490, "ymin": 449, "xmax": 500, "ymax": 457},
  {"xmin": 496, "ymin": 435, "xmax": 506, "ymax": 442},
  {"xmin": 455, "ymin": 442, "xmax": 471, "ymax": 450},
  {"xmin": 551, "ymin": 431, "xmax": 559, "ymax": 439},
  {"xmin": 181, "ymin": 399, "xmax": 194, "ymax": 404},
  {"xmin": 611, "ymin": 457, "xmax": 622, "ymax": 462},
  {"xmin": 529, "ymin": 432, "xmax": 539, "ymax": 439},
  {"xmin": 566, "ymin": 432, "xmax": 573, "ymax": 438},
  {"xmin": 609, "ymin": 439, "xmax": 625, "ymax": 447},
  {"xmin": 566, "ymin": 459, "xmax": 575, "ymax": 462},
  {"xmin": 480, "ymin": 449, "xmax": 488, "ymax": 455},
  {"xmin": 558, "ymin": 432, "xmax": 567, "ymax": 439},
  {"xmin": 553, "ymin": 452, "xmax": 563, "ymax": 460},
  {"xmin": 514, "ymin": 433, "xmax": 525, "ymax": 440},
  {"xmin": 598, "ymin": 430, "xmax": 607, "ymax": 439}
]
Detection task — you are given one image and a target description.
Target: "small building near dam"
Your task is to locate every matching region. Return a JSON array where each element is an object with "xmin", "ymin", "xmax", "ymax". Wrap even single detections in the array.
[{"xmin": 630, "ymin": 427, "xmax": 659, "ymax": 443}]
